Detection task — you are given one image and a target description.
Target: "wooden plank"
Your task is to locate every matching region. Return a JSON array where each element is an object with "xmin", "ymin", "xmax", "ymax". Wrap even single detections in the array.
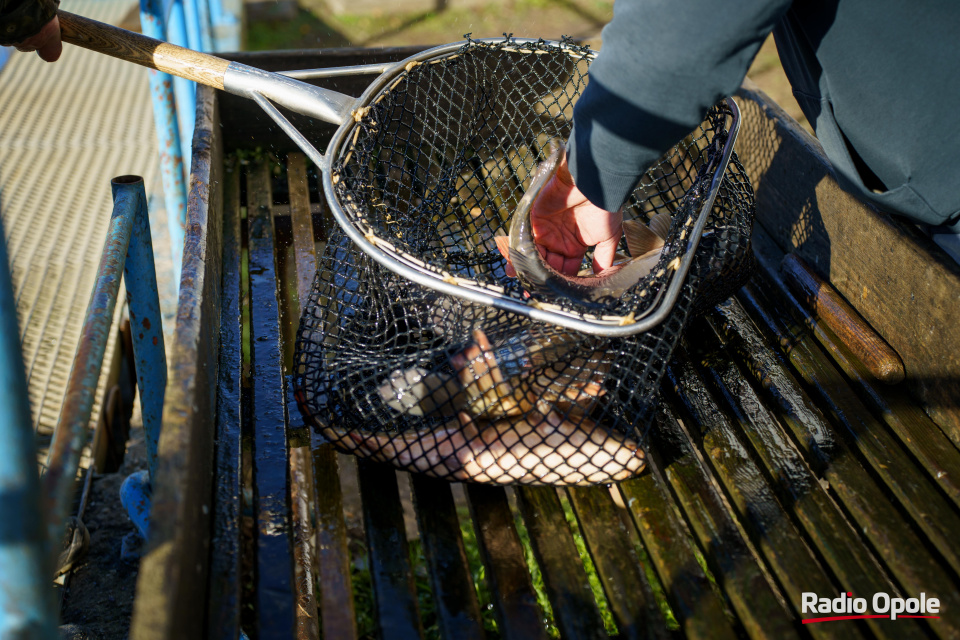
[
  {"xmin": 664, "ymin": 354, "xmax": 858, "ymax": 640},
  {"xmin": 131, "ymin": 85, "xmax": 224, "ymax": 640},
  {"xmin": 287, "ymin": 152, "xmax": 317, "ymax": 307},
  {"xmin": 356, "ymin": 459, "xmax": 424, "ymax": 640},
  {"xmin": 311, "ymin": 445, "xmax": 356, "ymax": 639},
  {"xmin": 207, "ymin": 156, "xmax": 243, "ymax": 640},
  {"xmin": 751, "ymin": 227, "xmax": 960, "ymax": 508},
  {"xmin": 286, "ymin": 149, "xmax": 357, "ymax": 639},
  {"xmin": 731, "ymin": 282, "xmax": 960, "ymax": 578},
  {"xmin": 565, "ymin": 486, "xmax": 669, "ymax": 640},
  {"xmin": 646, "ymin": 407, "xmax": 799, "ymax": 640},
  {"xmin": 780, "ymin": 253, "xmax": 904, "ymax": 384},
  {"xmin": 734, "ymin": 79, "xmax": 960, "ymax": 440},
  {"xmin": 514, "ymin": 486, "xmax": 607, "ymax": 640},
  {"xmin": 723, "ymin": 287, "xmax": 960, "ymax": 640},
  {"xmin": 410, "ymin": 475, "xmax": 485, "ymax": 640},
  {"xmin": 617, "ymin": 460, "xmax": 738, "ymax": 640},
  {"xmin": 247, "ymin": 161, "xmax": 296, "ymax": 636},
  {"xmin": 693, "ymin": 312, "xmax": 927, "ymax": 640},
  {"xmin": 465, "ymin": 484, "xmax": 548, "ymax": 640},
  {"xmin": 282, "ymin": 150, "xmax": 322, "ymax": 640}
]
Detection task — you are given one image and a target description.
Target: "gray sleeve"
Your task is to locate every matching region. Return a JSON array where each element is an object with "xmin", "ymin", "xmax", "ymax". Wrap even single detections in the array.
[
  {"xmin": 567, "ymin": 0, "xmax": 792, "ymax": 211},
  {"xmin": 0, "ymin": 0, "xmax": 59, "ymax": 46}
]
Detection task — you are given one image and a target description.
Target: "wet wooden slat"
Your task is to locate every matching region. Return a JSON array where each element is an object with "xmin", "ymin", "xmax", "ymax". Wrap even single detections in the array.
[
  {"xmin": 357, "ymin": 460, "xmax": 423, "ymax": 640},
  {"xmin": 247, "ymin": 161, "xmax": 296, "ymax": 636},
  {"xmin": 287, "ymin": 152, "xmax": 318, "ymax": 306},
  {"xmin": 751, "ymin": 228, "xmax": 960, "ymax": 507},
  {"xmin": 647, "ymin": 407, "xmax": 799, "ymax": 640},
  {"xmin": 780, "ymin": 254, "xmax": 904, "ymax": 384},
  {"xmin": 618, "ymin": 458, "xmax": 738, "ymax": 640},
  {"xmin": 664, "ymin": 354, "xmax": 858, "ymax": 640},
  {"xmin": 207, "ymin": 156, "xmax": 243, "ymax": 640},
  {"xmin": 733, "ymin": 281, "xmax": 960, "ymax": 577},
  {"xmin": 465, "ymin": 484, "xmax": 548, "ymax": 640},
  {"xmin": 694, "ymin": 313, "xmax": 927, "ymax": 640},
  {"xmin": 410, "ymin": 475, "xmax": 485, "ymax": 640},
  {"xmin": 312, "ymin": 446, "xmax": 356, "ymax": 639},
  {"xmin": 285, "ymin": 149, "xmax": 357, "ymax": 639},
  {"xmin": 514, "ymin": 487, "xmax": 607, "ymax": 640},
  {"xmin": 282, "ymin": 149, "xmax": 323, "ymax": 640},
  {"xmin": 727, "ymin": 286, "xmax": 960, "ymax": 640},
  {"xmin": 565, "ymin": 486, "xmax": 668, "ymax": 640}
]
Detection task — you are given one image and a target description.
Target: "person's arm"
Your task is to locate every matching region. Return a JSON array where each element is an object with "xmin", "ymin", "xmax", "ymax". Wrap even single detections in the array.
[
  {"xmin": 531, "ymin": 0, "xmax": 792, "ymax": 276},
  {"xmin": 1, "ymin": 0, "xmax": 61, "ymax": 62},
  {"xmin": 568, "ymin": 0, "xmax": 793, "ymax": 213}
]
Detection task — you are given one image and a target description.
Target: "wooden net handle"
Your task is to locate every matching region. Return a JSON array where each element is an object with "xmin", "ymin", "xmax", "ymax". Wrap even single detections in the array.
[{"xmin": 58, "ymin": 10, "xmax": 230, "ymax": 90}]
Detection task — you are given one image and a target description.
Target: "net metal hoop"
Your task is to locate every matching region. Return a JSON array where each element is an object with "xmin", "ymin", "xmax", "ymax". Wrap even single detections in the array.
[{"xmin": 319, "ymin": 38, "xmax": 742, "ymax": 338}]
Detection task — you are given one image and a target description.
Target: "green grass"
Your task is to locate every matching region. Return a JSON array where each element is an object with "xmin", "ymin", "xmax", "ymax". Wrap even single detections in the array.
[{"xmin": 246, "ymin": 0, "xmax": 614, "ymax": 51}]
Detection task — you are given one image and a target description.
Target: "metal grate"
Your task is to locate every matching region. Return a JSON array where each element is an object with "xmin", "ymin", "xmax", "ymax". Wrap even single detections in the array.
[{"xmin": 0, "ymin": 0, "xmax": 160, "ymax": 466}]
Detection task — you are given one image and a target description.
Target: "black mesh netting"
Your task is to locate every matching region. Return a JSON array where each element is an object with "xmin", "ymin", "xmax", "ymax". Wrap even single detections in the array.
[{"xmin": 293, "ymin": 37, "xmax": 755, "ymax": 486}]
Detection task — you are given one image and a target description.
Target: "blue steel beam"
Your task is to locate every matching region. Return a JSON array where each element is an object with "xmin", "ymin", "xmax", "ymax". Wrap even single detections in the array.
[
  {"xmin": 0, "ymin": 219, "xmax": 57, "ymax": 638},
  {"xmin": 140, "ymin": 0, "xmax": 187, "ymax": 284}
]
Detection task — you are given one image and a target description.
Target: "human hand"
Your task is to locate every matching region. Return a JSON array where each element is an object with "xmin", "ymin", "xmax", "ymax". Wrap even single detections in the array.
[
  {"xmin": 529, "ymin": 150, "xmax": 622, "ymax": 275},
  {"xmin": 14, "ymin": 15, "xmax": 62, "ymax": 62}
]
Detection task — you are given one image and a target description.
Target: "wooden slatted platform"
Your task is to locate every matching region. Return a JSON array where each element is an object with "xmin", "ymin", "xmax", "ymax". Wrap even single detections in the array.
[{"xmin": 129, "ymin": 47, "xmax": 960, "ymax": 640}]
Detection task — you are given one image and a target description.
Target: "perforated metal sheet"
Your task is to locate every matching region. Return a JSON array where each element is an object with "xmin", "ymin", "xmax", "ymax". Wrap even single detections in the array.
[{"xmin": 0, "ymin": 0, "xmax": 160, "ymax": 465}]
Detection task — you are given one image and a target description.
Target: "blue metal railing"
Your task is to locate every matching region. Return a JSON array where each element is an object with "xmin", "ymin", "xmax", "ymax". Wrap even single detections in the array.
[
  {"xmin": 0, "ymin": 176, "xmax": 167, "ymax": 635},
  {"xmin": 141, "ymin": 0, "xmax": 240, "ymax": 283}
]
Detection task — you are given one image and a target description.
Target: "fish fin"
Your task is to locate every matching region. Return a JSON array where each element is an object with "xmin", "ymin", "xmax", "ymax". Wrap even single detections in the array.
[
  {"xmin": 494, "ymin": 235, "xmax": 517, "ymax": 278},
  {"xmin": 647, "ymin": 211, "xmax": 673, "ymax": 240},
  {"xmin": 623, "ymin": 219, "xmax": 664, "ymax": 256},
  {"xmin": 508, "ymin": 247, "xmax": 551, "ymax": 293}
]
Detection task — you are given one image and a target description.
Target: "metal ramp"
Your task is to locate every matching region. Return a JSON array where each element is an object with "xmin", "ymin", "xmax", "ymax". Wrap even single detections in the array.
[{"xmin": 0, "ymin": 0, "xmax": 165, "ymax": 466}]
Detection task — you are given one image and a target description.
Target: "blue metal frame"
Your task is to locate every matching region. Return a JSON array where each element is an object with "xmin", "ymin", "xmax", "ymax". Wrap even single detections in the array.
[
  {"xmin": 0, "ymin": 218, "xmax": 57, "ymax": 638},
  {"xmin": 140, "ymin": 0, "xmax": 240, "ymax": 282},
  {"xmin": 42, "ymin": 176, "xmax": 167, "ymax": 554}
]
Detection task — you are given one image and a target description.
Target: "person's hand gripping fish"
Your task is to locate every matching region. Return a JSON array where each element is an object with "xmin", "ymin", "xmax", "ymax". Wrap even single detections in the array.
[
  {"xmin": 495, "ymin": 143, "xmax": 668, "ymax": 307},
  {"xmin": 527, "ymin": 149, "xmax": 623, "ymax": 277}
]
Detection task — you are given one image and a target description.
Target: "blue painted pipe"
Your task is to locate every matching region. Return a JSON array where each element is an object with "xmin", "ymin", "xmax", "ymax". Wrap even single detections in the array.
[
  {"xmin": 165, "ymin": 0, "xmax": 196, "ymax": 174},
  {"xmin": 0, "ymin": 219, "xmax": 56, "ymax": 638},
  {"xmin": 116, "ymin": 176, "xmax": 166, "ymax": 482},
  {"xmin": 42, "ymin": 177, "xmax": 166, "ymax": 550},
  {"xmin": 196, "ymin": 0, "xmax": 214, "ymax": 53},
  {"xmin": 182, "ymin": 0, "xmax": 204, "ymax": 52},
  {"xmin": 140, "ymin": 0, "xmax": 187, "ymax": 284}
]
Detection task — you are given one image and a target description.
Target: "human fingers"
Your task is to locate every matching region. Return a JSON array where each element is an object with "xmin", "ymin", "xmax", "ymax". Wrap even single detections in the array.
[
  {"xmin": 543, "ymin": 250, "xmax": 582, "ymax": 276},
  {"xmin": 16, "ymin": 16, "xmax": 61, "ymax": 62},
  {"xmin": 591, "ymin": 235, "xmax": 620, "ymax": 273}
]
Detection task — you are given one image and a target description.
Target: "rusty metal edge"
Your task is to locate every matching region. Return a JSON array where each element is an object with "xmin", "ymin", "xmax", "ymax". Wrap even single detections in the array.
[{"xmin": 131, "ymin": 84, "xmax": 225, "ymax": 640}]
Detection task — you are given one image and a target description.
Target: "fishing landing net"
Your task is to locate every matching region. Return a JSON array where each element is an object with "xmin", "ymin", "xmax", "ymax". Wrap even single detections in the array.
[{"xmin": 293, "ymin": 37, "xmax": 755, "ymax": 486}]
